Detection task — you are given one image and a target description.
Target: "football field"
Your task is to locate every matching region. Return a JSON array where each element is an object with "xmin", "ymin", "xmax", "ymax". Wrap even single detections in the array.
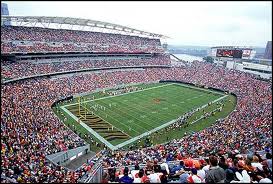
[{"xmin": 60, "ymin": 82, "xmax": 229, "ymax": 149}]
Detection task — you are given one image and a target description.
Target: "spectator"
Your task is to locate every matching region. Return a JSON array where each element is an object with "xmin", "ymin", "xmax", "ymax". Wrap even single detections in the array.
[
  {"xmin": 205, "ymin": 155, "xmax": 226, "ymax": 183},
  {"xmin": 187, "ymin": 168, "xmax": 203, "ymax": 183},
  {"xmin": 1, "ymin": 57, "xmax": 271, "ymax": 183},
  {"xmin": 265, "ymin": 153, "xmax": 272, "ymax": 172},
  {"xmin": 133, "ymin": 169, "xmax": 144, "ymax": 183},
  {"xmin": 179, "ymin": 171, "xmax": 190, "ymax": 183},
  {"xmin": 171, "ymin": 161, "xmax": 185, "ymax": 175},
  {"xmin": 101, "ymin": 172, "xmax": 109, "ymax": 183},
  {"xmin": 119, "ymin": 167, "xmax": 134, "ymax": 183}
]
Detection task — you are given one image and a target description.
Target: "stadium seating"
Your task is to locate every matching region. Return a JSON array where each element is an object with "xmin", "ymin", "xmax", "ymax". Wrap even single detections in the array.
[
  {"xmin": 1, "ymin": 25, "xmax": 272, "ymax": 183},
  {"xmin": 1, "ymin": 26, "xmax": 164, "ymax": 53},
  {"xmin": 1, "ymin": 61, "xmax": 272, "ymax": 183},
  {"xmin": 1, "ymin": 54, "xmax": 170, "ymax": 80}
]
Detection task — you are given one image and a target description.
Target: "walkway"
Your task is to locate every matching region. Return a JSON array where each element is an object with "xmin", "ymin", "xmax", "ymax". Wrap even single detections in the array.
[{"xmin": 65, "ymin": 151, "xmax": 96, "ymax": 171}]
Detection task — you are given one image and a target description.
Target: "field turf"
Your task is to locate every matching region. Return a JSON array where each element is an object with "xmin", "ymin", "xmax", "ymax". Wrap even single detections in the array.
[{"xmin": 62, "ymin": 82, "xmax": 228, "ymax": 146}]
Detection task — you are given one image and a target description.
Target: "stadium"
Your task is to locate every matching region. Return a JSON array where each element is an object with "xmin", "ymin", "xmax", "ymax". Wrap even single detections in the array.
[{"xmin": 1, "ymin": 15, "xmax": 272, "ymax": 184}]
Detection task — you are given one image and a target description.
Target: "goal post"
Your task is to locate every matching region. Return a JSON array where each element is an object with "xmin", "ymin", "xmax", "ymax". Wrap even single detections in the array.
[
  {"xmin": 78, "ymin": 96, "xmax": 81, "ymax": 116},
  {"xmin": 78, "ymin": 96, "xmax": 86, "ymax": 120}
]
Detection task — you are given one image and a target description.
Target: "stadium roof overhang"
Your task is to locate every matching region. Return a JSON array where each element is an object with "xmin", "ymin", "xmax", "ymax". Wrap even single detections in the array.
[{"xmin": 1, "ymin": 16, "xmax": 169, "ymax": 39}]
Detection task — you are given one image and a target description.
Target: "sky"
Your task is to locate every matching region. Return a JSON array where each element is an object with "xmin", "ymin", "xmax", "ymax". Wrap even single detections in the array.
[{"xmin": 2, "ymin": 1, "xmax": 272, "ymax": 47}]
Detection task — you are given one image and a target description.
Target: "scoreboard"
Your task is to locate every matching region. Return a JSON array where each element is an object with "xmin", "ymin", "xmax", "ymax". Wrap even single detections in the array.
[
  {"xmin": 210, "ymin": 47, "xmax": 255, "ymax": 59},
  {"xmin": 216, "ymin": 49, "xmax": 243, "ymax": 58}
]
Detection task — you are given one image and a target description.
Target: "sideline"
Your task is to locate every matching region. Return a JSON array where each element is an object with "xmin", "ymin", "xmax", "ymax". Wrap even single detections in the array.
[
  {"xmin": 63, "ymin": 83, "xmax": 173, "ymax": 107},
  {"xmin": 61, "ymin": 95, "xmax": 228, "ymax": 150},
  {"xmin": 113, "ymin": 94, "xmax": 228, "ymax": 149},
  {"xmin": 61, "ymin": 106, "xmax": 116, "ymax": 150}
]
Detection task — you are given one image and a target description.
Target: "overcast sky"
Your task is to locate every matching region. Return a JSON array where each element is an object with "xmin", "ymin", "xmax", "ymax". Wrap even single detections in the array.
[{"xmin": 2, "ymin": 1, "xmax": 272, "ymax": 47}]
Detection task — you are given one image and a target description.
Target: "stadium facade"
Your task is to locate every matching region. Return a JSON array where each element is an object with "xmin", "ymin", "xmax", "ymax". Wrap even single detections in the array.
[
  {"xmin": 209, "ymin": 46, "xmax": 272, "ymax": 79},
  {"xmin": 264, "ymin": 41, "xmax": 272, "ymax": 59},
  {"xmin": 1, "ymin": 3, "xmax": 10, "ymax": 25}
]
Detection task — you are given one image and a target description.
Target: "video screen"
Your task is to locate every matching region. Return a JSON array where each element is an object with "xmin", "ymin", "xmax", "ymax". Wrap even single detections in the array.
[
  {"xmin": 233, "ymin": 49, "xmax": 243, "ymax": 58},
  {"xmin": 216, "ymin": 49, "xmax": 234, "ymax": 58},
  {"xmin": 216, "ymin": 49, "xmax": 243, "ymax": 58}
]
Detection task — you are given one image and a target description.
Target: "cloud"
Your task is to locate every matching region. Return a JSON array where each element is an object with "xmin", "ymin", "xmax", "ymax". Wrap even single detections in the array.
[{"xmin": 2, "ymin": 1, "xmax": 272, "ymax": 47}]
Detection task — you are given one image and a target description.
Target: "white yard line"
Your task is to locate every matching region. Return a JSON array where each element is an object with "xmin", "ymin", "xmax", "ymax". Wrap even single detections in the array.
[
  {"xmin": 100, "ymin": 87, "xmax": 216, "ymax": 125},
  {"xmin": 95, "ymin": 100, "xmax": 153, "ymax": 131},
  {"xmin": 94, "ymin": 86, "xmax": 201, "ymax": 129},
  {"xmin": 84, "ymin": 85, "xmax": 218, "ymax": 136},
  {"xmin": 63, "ymin": 94, "xmax": 228, "ymax": 151},
  {"xmin": 63, "ymin": 83, "xmax": 174, "ymax": 107},
  {"xmin": 73, "ymin": 83, "xmax": 224, "ymax": 128},
  {"xmin": 60, "ymin": 106, "xmax": 116, "ymax": 150},
  {"xmin": 60, "ymin": 82, "xmax": 229, "ymax": 150},
  {"xmin": 83, "ymin": 103, "xmax": 140, "ymax": 135},
  {"xmin": 114, "ymin": 95, "xmax": 228, "ymax": 149},
  {"xmin": 80, "ymin": 105, "xmax": 133, "ymax": 137}
]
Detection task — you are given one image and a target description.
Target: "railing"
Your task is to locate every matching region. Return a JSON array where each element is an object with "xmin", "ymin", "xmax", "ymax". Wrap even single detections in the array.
[
  {"xmin": 1, "ymin": 65, "xmax": 171, "ymax": 84},
  {"xmin": 78, "ymin": 157, "xmax": 105, "ymax": 183},
  {"xmin": 2, "ymin": 40, "xmax": 163, "ymax": 49}
]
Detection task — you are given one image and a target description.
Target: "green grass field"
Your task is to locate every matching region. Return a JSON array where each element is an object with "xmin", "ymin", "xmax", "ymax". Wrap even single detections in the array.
[{"xmin": 56, "ymin": 82, "xmax": 236, "ymax": 149}]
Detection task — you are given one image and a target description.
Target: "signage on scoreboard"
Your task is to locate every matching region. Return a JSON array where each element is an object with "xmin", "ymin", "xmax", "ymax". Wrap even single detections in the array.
[
  {"xmin": 215, "ymin": 48, "xmax": 251, "ymax": 59},
  {"xmin": 242, "ymin": 49, "xmax": 252, "ymax": 59}
]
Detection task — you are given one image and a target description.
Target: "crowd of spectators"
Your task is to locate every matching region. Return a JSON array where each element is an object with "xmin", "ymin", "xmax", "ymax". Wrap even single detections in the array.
[
  {"xmin": 1, "ymin": 55, "xmax": 170, "ymax": 80},
  {"xmin": 102, "ymin": 152, "xmax": 272, "ymax": 183},
  {"xmin": 1, "ymin": 60, "xmax": 272, "ymax": 183},
  {"xmin": 1, "ymin": 26, "xmax": 164, "ymax": 53},
  {"xmin": 100, "ymin": 62, "xmax": 272, "ymax": 183}
]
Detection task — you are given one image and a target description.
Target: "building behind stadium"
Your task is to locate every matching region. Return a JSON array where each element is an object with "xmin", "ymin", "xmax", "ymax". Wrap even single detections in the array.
[{"xmin": 208, "ymin": 46, "xmax": 272, "ymax": 80}]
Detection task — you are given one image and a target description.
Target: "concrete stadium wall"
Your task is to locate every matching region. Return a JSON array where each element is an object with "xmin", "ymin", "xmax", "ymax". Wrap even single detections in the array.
[{"xmin": 46, "ymin": 145, "xmax": 90, "ymax": 167}]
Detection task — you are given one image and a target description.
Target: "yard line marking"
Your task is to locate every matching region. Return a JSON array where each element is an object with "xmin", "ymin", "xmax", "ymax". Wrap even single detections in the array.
[
  {"xmin": 103, "ymin": 86, "xmax": 223, "ymax": 129},
  {"xmin": 63, "ymin": 83, "xmax": 174, "ymax": 107},
  {"xmin": 99, "ymin": 91, "xmax": 174, "ymax": 127},
  {"xmin": 114, "ymin": 94, "xmax": 228, "ymax": 150},
  {"xmin": 80, "ymin": 104, "xmax": 133, "ymax": 137},
  {"xmin": 65, "ymin": 83, "xmax": 224, "ymax": 134},
  {"xmin": 60, "ymin": 84, "xmax": 229, "ymax": 151},
  {"xmin": 96, "ymin": 99, "xmax": 152, "ymax": 131},
  {"xmin": 60, "ymin": 106, "xmax": 116, "ymax": 150},
  {"xmin": 65, "ymin": 82, "xmax": 223, "ymax": 127},
  {"xmin": 84, "ymin": 102, "xmax": 141, "ymax": 135},
  {"xmin": 95, "ymin": 87, "xmax": 185, "ymax": 127}
]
